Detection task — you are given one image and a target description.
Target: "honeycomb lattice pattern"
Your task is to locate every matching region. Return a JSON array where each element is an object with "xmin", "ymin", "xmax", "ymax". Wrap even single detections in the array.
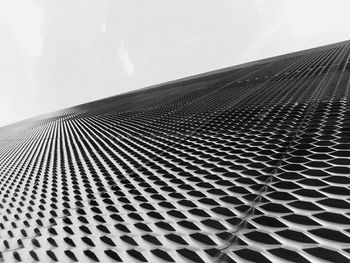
[{"xmin": 0, "ymin": 40, "xmax": 350, "ymax": 262}]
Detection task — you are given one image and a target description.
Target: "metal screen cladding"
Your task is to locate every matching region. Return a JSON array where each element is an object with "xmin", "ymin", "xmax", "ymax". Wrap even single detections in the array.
[{"xmin": 0, "ymin": 40, "xmax": 350, "ymax": 262}]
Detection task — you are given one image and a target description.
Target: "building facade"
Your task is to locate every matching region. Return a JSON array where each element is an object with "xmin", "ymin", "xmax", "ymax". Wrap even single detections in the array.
[{"xmin": 0, "ymin": 40, "xmax": 350, "ymax": 262}]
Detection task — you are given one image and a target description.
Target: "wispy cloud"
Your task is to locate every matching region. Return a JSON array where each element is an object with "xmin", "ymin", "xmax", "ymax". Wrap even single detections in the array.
[
  {"xmin": 0, "ymin": 0, "xmax": 44, "ymax": 59},
  {"xmin": 118, "ymin": 39, "xmax": 134, "ymax": 76},
  {"xmin": 101, "ymin": 22, "xmax": 106, "ymax": 34}
]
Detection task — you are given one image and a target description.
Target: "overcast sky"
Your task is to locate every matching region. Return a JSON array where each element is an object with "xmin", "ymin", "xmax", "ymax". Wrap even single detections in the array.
[{"xmin": 1, "ymin": 0, "xmax": 350, "ymax": 127}]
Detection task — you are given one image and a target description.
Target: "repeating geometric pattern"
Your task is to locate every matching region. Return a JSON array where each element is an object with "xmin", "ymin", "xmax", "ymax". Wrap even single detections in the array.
[{"xmin": 0, "ymin": 40, "xmax": 350, "ymax": 262}]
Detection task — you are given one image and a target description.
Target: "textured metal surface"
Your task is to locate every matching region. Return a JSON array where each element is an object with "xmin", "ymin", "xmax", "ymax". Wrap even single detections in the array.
[{"xmin": 0, "ymin": 40, "xmax": 350, "ymax": 262}]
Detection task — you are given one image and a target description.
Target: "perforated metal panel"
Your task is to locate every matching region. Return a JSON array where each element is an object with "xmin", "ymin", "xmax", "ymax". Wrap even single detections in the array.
[{"xmin": 1, "ymin": 40, "xmax": 350, "ymax": 262}]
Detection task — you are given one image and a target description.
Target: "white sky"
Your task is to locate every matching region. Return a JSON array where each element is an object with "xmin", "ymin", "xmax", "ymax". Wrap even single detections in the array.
[{"xmin": 1, "ymin": 0, "xmax": 350, "ymax": 127}]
